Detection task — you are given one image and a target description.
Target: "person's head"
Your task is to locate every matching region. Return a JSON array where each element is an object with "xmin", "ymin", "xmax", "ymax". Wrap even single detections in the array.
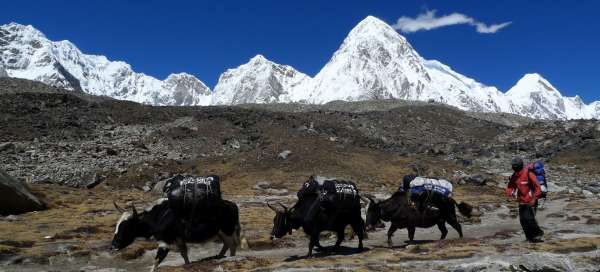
[{"xmin": 511, "ymin": 157, "xmax": 524, "ymax": 172}]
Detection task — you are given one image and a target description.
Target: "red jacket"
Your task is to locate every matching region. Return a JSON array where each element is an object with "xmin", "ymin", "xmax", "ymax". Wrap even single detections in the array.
[{"xmin": 506, "ymin": 168, "xmax": 541, "ymax": 204}]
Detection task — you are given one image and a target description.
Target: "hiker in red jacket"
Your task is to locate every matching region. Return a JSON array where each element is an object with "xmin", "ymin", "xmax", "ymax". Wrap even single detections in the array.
[{"xmin": 506, "ymin": 157, "xmax": 544, "ymax": 243}]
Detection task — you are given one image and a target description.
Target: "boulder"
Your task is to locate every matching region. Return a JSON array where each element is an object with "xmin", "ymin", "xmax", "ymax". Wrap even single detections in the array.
[
  {"xmin": 461, "ymin": 174, "xmax": 493, "ymax": 186},
  {"xmin": 0, "ymin": 170, "xmax": 46, "ymax": 215}
]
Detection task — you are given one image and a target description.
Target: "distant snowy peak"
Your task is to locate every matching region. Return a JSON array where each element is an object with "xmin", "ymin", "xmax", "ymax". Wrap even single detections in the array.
[
  {"xmin": 304, "ymin": 16, "xmax": 599, "ymax": 119},
  {"xmin": 505, "ymin": 73, "xmax": 596, "ymax": 119},
  {"xmin": 506, "ymin": 73, "xmax": 560, "ymax": 98},
  {"xmin": 161, "ymin": 73, "xmax": 211, "ymax": 106},
  {"xmin": 306, "ymin": 16, "xmax": 430, "ymax": 103},
  {"xmin": 0, "ymin": 22, "xmax": 210, "ymax": 106},
  {"xmin": 211, "ymin": 54, "xmax": 310, "ymax": 105},
  {"xmin": 305, "ymin": 15, "xmax": 511, "ymax": 114}
]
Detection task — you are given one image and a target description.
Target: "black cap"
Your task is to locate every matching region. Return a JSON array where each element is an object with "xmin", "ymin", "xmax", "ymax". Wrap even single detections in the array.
[{"xmin": 511, "ymin": 157, "xmax": 524, "ymax": 167}]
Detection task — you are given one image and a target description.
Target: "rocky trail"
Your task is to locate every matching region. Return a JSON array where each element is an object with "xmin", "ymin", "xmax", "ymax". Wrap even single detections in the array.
[{"xmin": 1, "ymin": 78, "xmax": 599, "ymax": 271}]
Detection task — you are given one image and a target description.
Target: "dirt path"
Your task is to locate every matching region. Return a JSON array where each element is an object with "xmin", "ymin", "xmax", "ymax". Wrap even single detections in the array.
[{"xmin": 6, "ymin": 197, "xmax": 597, "ymax": 272}]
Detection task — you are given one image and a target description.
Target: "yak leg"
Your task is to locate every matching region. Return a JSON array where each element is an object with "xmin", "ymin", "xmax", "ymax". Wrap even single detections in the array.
[
  {"xmin": 216, "ymin": 231, "xmax": 235, "ymax": 258},
  {"xmin": 308, "ymin": 232, "xmax": 320, "ymax": 258},
  {"xmin": 407, "ymin": 226, "xmax": 416, "ymax": 243},
  {"xmin": 330, "ymin": 228, "xmax": 345, "ymax": 254},
  {"xmin": 175, "ymin": 238, "xmax": 190, "ymax": 264},
  {"xmin": 151, "ymin": 243, "xmax": 170, "ymax": 272},
  {"xmin": 445, "ymin": 214, "xmax": 463, "ymax": 238},
  {"xmin": 350, "ymin": 217, "xmax": 365, "ymax": 252},
  {"xmin": 437, "ymin": 221, "xmax": 448, "ymax": 240},
  {"xmin": 387, "ymin": 225, "xmax": 398, "ymax": 248},
  {"xmin": 315, "ymin": 242, "xmax": 326, "ymax": 251}
]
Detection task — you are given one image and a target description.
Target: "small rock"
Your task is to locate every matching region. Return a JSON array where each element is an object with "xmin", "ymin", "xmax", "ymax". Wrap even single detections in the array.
[
  {"xmin": 585, "ymin": 217, "xmax": 600, "ymax": 225},
  {"xmin": 85, "ymin": 174, "xmax": 104, "ymax": 189},
  {"xmin": 254, "ymin": 181, "xmax": 271, "ymax": 190},
  {"xmin": 265, "ymin": 188, "xmax": 289, "ymax": 196},
  {"xmin": 226, "ymin": 139, "xmax": 240, "ymax": 150},
  {"xmin": 105, "ymin": 147, "xmax": 118, "ymax": 156},
  {"xmin": 278, "ymin": 150, "xmax": 292, "ymax": 160},
  {"xmin": 461, "ymin": 174, "xmax": 492, "ymax": 186},
  {"xmin": 1, "ymin": 215, "xmax": 18, "ymax": 221},
  {"xmin": 582, "ymin": 190, "xmax": 594, "ymax": 198},
  {"xmin": 480, "ymin": 204, "xmax": 497, "ymax": 212}
]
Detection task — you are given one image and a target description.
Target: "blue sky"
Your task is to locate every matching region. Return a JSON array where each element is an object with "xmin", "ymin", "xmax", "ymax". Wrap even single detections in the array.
[{"xmin": 1, "ymin": 0, "xmax": 599, "ymax": 102}]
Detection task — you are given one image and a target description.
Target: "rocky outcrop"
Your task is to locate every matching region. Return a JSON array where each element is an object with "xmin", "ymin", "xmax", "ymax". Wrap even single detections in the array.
[
  {"xmin": 0, "ymin": 62, "xmax": 8, "ymax": 77},
  {"xmin": 0, "ymin": 169, "xmax": 46, "ymax": 215}
]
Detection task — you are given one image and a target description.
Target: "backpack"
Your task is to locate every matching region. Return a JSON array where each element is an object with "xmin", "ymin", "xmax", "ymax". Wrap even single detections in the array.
[
  {"xmin": 527, "ymin": 161, "xmax": 546, "ymax": 185},
  {"xmin": 527, "ymin": 161, "xmax": 547, "ymax": 195}
]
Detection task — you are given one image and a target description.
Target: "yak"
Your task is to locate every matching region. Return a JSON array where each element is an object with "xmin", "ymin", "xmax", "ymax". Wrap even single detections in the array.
[
  {"xmin": 112, "ymin": 198, "xmax": 241, "ymax": 272},
  {"xmin": 365, "ymin": 192, "xmax": 472, "ymax": 247},
  {"xmin": 269, "ymin": 178, "xmax": 365, "ymax": 257}
]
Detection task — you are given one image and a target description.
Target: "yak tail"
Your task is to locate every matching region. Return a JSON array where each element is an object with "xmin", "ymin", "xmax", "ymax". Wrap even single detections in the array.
[{"xmin": 451, "ymin": 198, "xmax": 473, "ymax": 218}]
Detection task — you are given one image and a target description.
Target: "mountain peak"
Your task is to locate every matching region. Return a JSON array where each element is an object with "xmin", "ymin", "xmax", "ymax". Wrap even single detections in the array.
[
  {"xmin": 507, "ymin": 73, "xmax": 560, "ymax": 97},
  {"xmin": 249, "ymin": 54, "xmax": 268, "ymax": 63},
  {"xmin": 1, "ymin": 22, "xmax": 46, "ymax": 39},
  {"xmin": 356, "ymin": 15, "xmax": 388, "ymax": 27},
  {"xmin": 348, "ymin": 16, "xmax": 404, "ymax": 41}
]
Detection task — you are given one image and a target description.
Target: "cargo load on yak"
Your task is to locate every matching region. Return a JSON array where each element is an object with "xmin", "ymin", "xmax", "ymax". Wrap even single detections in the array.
[
  {"xmin": 297, "ymin": 176, "xmax": 360, "ymax": 208},
  {"xmin": 401, "ymin": 175, "xmax": 453, "ymax": 212},
  {"xmin": 298, "ymin": 176, "xmax": 361, "ymax": 224},
  {"xmin": 163, "ymin": 174, "xmax": 222, "ymax": 221},
  {"xmin": 320, "ymin": 179, "xmax": 360, "ymax": 210}
]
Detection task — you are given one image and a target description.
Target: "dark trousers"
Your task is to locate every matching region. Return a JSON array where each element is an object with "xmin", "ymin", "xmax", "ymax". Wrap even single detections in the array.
[{"xmin": 519, "ymin": 204, "xmax": 543, "ymax": 241}]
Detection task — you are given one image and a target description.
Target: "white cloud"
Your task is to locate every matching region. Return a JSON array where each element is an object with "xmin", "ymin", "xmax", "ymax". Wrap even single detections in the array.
[{"xmin": 392, "ymin": 10, "xmax": 512, "ymax": 34}]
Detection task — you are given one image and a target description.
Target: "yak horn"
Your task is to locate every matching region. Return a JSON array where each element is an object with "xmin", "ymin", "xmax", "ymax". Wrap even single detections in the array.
[
  {"xmin": 131, "ymin": 202, "xmax": 138, "ymax": 216},
  {"xmin": 113, "ymin": 201, "xmax": 125, "ymax": 213},
  {"xmin": 266, "ymin": 202, "xmax": 278, "ymax": 212},
  {"xmin": 278, "ymin": 202, "xmax": 288, "ymax": 212}
]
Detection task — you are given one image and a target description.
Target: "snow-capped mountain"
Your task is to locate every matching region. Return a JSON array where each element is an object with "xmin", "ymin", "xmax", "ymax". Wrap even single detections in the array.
[
  {"xmin": 506, "ymin": 73, "xmax": 598, "ymax": 119},
  {"xmin": 0, "ymin": 22, "xmax": 211, "ymax": 105},
  {"xmin": 211, "ymin": 55, "xmax": 310, "ymax": 105},
  {"xmin": 300, "ymin": 16, "xmax": 511, "ymax": 113},
  {"xmin": 0, "ymin": 18, "xmax": 598, "ymax": 119},
  {"xmin": 302, "ymin": 16, "xmax": 431, "ymax": 103},
  {"xmin": 295, "ymin": 16, "xmax": 598, "ymax": 119}
]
